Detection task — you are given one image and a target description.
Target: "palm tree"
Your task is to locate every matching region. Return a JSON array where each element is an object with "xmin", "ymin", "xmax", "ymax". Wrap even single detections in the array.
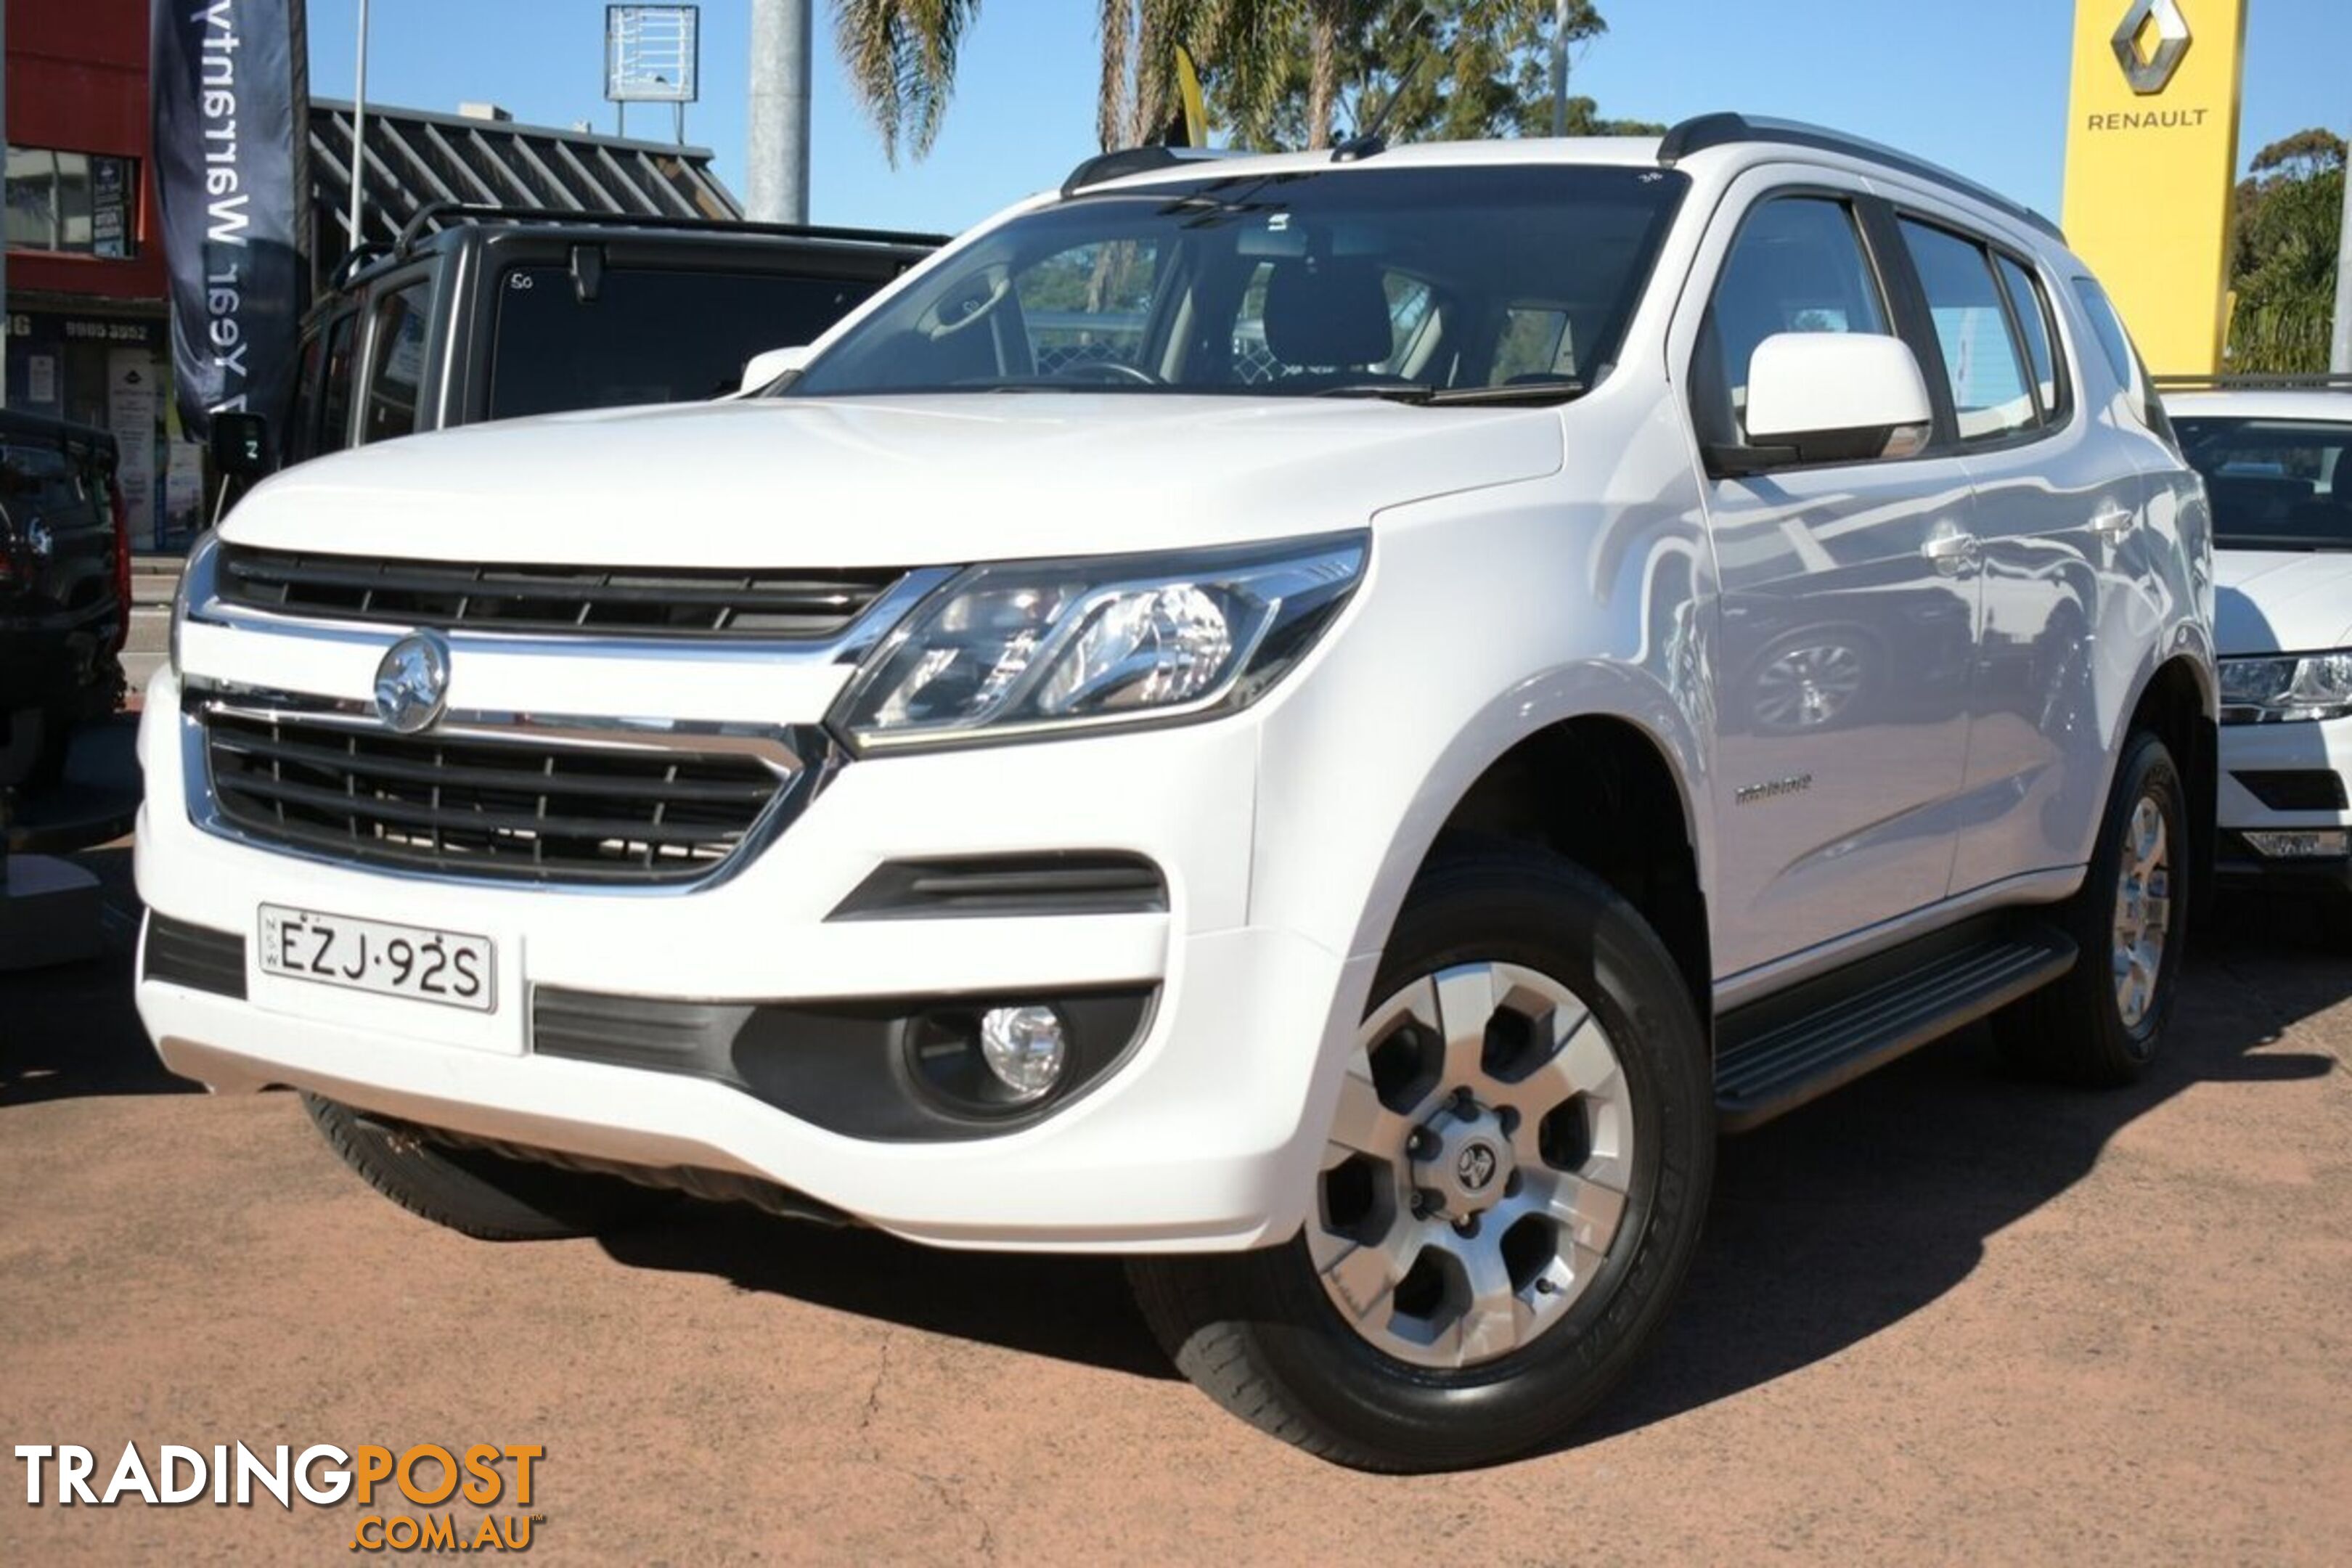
[
  {"xmin": 831, "ymin": 0, "xmax": 986, "ymax": 163},
  {"xmin": 836, "ymin": 0, "xmax": 1297, "ymax": 161}
]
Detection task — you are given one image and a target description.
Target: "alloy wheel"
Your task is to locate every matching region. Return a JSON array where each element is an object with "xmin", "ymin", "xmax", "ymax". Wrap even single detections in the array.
[
  {"xmin": 1310, "ymin": 962, "xmax": 1636, "ymax": 1369},
  {"xmin": 2111, "ymin": 794, "xmax": 2172, "ymax": 1030}
]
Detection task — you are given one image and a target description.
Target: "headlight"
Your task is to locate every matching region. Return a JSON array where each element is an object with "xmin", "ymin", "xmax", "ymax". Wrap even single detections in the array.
[
  {"xmin": 2219, "ymin": 650, "xmax": 2352, "ymax": 724},
  {"xmin": 831, "ymin": 534, "xmax": 1367, "ymax": 751},
  {"xmin": 168, "ymin": 529, "xmax": 222, "ymax": 682}
]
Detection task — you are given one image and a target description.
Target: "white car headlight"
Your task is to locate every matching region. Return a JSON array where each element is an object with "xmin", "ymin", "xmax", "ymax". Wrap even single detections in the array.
[
  {"xmin": 831, "ymin": 534, "xmax": 1368, "ymax": 751},
  {"xmin": 2219, "ymin": 650, "xmax": 2352, "ymax": 724},
  {"xmin": 168, "ymin": 529, "xmax": 222, "ymax": 682}
]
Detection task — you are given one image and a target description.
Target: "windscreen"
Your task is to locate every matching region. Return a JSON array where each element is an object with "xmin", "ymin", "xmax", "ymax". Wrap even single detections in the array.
[
  {"xmin": 488, "ymin": 267, "xmax": 883, "ymax": 420},
  {"xmin": 2174, "ymin": 415, "xmax": 2352, "ymax": 551},
  {"xmin": 787, "ymin": 164, "xmax": 1687, "ymax": 402}
]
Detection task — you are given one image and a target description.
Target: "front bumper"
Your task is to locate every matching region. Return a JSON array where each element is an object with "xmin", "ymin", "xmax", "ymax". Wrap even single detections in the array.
[
  {"xmin": 134, "ymin": 666, "xmax": 1371, "ymax": 1253},
  {"xmin": 2216, "ymin": 713, "xmax": 2352, "ymax": 894}
]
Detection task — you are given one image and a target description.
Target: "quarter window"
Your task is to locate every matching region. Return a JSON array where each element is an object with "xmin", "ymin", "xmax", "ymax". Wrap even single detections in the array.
[
  {"xmin": 1898, "ymin": 219, "xmax": 2036, "ymax": 442},
  {"xmin": 363, "ymin": 283, "xmax": 432, "ymax": 443},
  {"xmin": 2071, "ymin": 277, "xmax": 2173, "ymax": 441},
  {"xmin": 1695, "ymin": 197, "xmax": 1892, "ymax": 449}
]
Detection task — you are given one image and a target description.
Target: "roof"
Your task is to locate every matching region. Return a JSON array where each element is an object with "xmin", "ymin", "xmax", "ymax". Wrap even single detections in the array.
[
  {"xmin": 1064, "ymin": 114, "xmax": 2064, "ymax": 253},
  {"xmin": 310, "ymin": 99, "xmax": 740, "ymax": 266}
]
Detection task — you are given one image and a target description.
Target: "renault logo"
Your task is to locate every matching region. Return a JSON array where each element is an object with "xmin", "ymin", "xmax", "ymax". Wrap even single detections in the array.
[
  {"xmin": 373, "ymin": 632, "xmax": 452, "ymax": 734},
  {"xmin": 2112, "ymin": 0, "xmax": 2191, "ymax": 96}
]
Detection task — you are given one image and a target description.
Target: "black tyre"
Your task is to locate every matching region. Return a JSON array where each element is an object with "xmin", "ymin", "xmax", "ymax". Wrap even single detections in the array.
[
  {"xmin": 1994, "ymin": 731, "xmax": 2189, "ymax": 1086},
  {"xmin": 303, "ymin": 1094, "xmax": 674, "ymax": 1241},
  {"xmin": 1127, "ymin": 850, "xmax": 1713, "ymax": 1472}
]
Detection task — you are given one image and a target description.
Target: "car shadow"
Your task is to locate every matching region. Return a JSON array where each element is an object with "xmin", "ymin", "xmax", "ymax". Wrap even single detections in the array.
[
  {"xmin": 1580, "ymin": 891, "xmax": 2344, "ymax": 1442},
  {"xmin": 601, "ymin": 894, "xmax": 2346, "ymax": 1408},
  {"xmin": 0, "ymin": 846, "xmax": 203, "ymax": 1106},
  {"xmin": 600, "ymin": 1206, "xmax": 1174, "ymax": 1379}
]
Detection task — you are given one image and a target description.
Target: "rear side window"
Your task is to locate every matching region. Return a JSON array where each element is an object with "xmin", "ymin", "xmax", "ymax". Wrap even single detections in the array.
[
  {"xmin": 488, "ymin": 267, "xmax": 881, "ymax": 422},
  {"xmin": 1694, "ymin": 196, "xmax": 1893, "ymax": 448},
  {"xmin": 1996, "ymin": 254, "xmax": 2062, "ymax": 420},
  {"xmin": 363, "ymin": 282, "xmax": 433, "ymax": 443},
  {"xmin": 1898, "ymin": 219, "xmax": 2036, "ymax": 442}
]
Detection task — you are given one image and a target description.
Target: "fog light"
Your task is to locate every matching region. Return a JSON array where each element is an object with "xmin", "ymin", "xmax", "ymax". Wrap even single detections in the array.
[
  {"xmin": 2243, "ymin": 829, "xmax": 2351, "ymax": 859},
  {"xmin": 978, "ymin": 1005, "xmax": 1068, "ymax": 1101}
]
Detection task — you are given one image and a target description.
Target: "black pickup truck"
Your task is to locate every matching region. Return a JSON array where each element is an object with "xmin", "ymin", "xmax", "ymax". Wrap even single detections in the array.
[
  {"xmin": 1, "ymin": 411, "xmax": 128, "ymax": 789},
  {"xmin": 220, "ymin": 204, "xmax": 942, "ymax": 475}
]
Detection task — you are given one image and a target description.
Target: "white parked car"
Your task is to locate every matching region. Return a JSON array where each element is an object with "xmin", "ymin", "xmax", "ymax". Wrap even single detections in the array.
[
  {"xmin": 2168, "ymin": 387, "xmax": 2352, "ymax": 933},
  {"xmin": 139, "ymin": 115, "xmax": 2215, "ymax": 1470}
]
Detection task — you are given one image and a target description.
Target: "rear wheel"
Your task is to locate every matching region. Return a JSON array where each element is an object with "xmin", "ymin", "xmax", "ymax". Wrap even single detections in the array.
[
  {"xmin": 1995, "ymin": 731, "xmax": 2188, "ymax": 1085},
  {"xmin": 1128, "ymin": 852, "xmax": 1712, "ymax": 1471},
  {"xmin": 303, "ymin": 1094, "xmax": 673, "ymax": 1241}
]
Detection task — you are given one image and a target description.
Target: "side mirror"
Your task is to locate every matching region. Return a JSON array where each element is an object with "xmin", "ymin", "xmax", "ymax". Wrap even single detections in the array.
[
  {"xmin": 1714, "ymin": 332, "xmax": 1933, "ymax": 476},
  {"xmin": 738, "ymin": 345, "xmax": 814, "ymax": 396},
  {"xmin": 210, "ymin": 412, "xmax": 274, "ymax": 478}
]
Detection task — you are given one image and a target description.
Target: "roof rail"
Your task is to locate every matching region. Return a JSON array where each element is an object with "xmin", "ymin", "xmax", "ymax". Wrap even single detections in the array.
[
  {"xmin": 1657, "ymin": 113, "xmax": 2066, "ymax": 246},
  {"xmin": 2153, "ymin": 372, "xmax": 2352, "ymax": 391},
  {"xmin": 1061, "ymin": 144, "xmax": 1236, "ymax": 198},
  {"xmin": 389, "ymin": 202, "xmax": 950, "ymax": 261}
]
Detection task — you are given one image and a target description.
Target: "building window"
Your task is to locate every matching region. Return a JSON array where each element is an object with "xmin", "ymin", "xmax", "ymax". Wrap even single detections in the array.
[{"xmin": 5, "ymin": 148, "xmax": 137, "ymax": 258}]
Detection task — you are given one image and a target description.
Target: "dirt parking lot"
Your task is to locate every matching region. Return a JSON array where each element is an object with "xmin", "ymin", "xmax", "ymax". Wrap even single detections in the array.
[{"xmin": 4, "ymin": 846, "xmax": 2349, "ymax": 1564}]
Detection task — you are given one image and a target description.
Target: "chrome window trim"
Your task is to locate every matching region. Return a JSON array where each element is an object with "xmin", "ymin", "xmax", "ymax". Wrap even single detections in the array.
[{"xmin": 181, "ymin": 679, "xmax": 839, "ymax": 897}]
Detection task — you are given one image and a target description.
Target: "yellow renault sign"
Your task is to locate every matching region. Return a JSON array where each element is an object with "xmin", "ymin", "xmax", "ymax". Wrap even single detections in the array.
[{"xmin": 2061, "ymin": 0, "xmax": 2247, "ymax": 374}]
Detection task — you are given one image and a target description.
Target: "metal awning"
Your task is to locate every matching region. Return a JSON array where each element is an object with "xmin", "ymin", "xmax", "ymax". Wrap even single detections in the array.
[{"xmin": 309, "ymin": 99, "xmax": 740, "ymax": 277}]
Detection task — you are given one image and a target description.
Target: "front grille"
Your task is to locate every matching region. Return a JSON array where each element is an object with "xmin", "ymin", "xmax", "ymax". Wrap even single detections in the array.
[
  {"xmin": 2233, "ymin": 769, "xmax": 2349, "ymax": 812},
  {"xmin": 203, "ymin": 711, "xmax": 791, "ymax": 884},
  {"xmin": 217, "ymin": 546, "xmax": 901, "ymax": 640}
]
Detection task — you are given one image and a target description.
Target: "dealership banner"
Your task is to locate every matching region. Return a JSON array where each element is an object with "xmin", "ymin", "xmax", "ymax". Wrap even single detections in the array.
[{"xmin": 150, "ymin": 0, "xmax": 311, "ymax": 438}]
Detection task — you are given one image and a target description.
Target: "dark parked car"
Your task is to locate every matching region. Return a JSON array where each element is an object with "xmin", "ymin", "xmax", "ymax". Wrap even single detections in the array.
[
  {"xmin": 218, "ymin": 205, "xmax": 942, "ymax": 477},
  {"xmin": 1, "ymin": 410, "xmax": 128, "ymax": 788}
]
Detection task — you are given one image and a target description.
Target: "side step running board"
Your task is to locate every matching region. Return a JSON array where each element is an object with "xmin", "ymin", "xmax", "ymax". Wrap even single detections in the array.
[{"xmin": 1714, "ymin": 924, "xmax": 2078, "ymax": 1132}]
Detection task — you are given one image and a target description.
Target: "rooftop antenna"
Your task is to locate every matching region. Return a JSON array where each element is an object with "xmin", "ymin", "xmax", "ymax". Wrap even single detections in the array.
[{"xmin": 1329, "ymin": 12, "xmax": 1435, "ymax": 163}]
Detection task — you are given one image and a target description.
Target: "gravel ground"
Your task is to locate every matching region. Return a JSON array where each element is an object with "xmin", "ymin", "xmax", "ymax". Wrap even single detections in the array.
[{"xmin": 3, "ymin": 846, "xmax": 2348, "ymax": 1564}]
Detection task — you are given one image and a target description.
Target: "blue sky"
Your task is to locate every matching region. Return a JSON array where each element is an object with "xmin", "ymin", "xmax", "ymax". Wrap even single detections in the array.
[{"xmin": 306, "ymin": 0, "xmax": 2348, "ymax": 234}]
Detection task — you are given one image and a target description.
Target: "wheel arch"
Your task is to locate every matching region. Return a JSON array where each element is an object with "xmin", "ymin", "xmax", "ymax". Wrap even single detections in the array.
[
  {"xmin": 2120, "ymin": 650, "xmax": 2218, "ymax": 913},
  {"xmin": 1338, "ymin": 677, "xmax": 1714, "ymax": 1029}
]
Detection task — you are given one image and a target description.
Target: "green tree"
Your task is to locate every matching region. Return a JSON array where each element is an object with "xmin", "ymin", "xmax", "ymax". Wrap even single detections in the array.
[
  {"xmin": 2226, "ymin": 128, "xmax": 2344, "ymax": 374},
  {"xmin": 1212, "ymin": 0, "xmax": 1659, "ymax": 151}
]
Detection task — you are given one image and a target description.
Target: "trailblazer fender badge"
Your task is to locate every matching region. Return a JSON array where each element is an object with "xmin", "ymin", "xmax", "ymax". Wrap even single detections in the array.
[
  {"xmin": 373, "ymin": 631, "xmax": 452, "ymax": 734},
  {"xmin": 1734, "ymin": 774, "xmax": 1813, "ymax": 806}
]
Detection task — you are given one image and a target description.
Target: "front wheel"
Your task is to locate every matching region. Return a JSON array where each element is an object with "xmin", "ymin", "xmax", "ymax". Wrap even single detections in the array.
[{"xmin": 1129, "ymin": 852, "xmax": 1713, "ymax": 1471}]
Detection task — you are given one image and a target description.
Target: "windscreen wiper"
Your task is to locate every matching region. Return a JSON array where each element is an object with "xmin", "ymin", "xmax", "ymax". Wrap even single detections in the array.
[{"xmin": 1310, "ymin": 380, "xmax": 1588, "ymax": 407}]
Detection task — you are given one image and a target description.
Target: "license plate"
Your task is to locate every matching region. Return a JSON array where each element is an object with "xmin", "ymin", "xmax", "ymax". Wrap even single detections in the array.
[{"xmin": 258, "ymin": 905, "xmax": 497, "ymax": 1013}]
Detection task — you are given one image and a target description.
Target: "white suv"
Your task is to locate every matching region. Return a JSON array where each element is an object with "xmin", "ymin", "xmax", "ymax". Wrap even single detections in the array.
[{"xmin": 139, "ymin": 115, "xmax": 2215, "ymax": 1471}]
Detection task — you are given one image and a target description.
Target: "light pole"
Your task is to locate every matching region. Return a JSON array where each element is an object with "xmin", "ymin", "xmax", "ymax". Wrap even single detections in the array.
[
  {"xmin": 1549, "ymin": 0, "xmax": 1571, "ymax": 137},
  {"xmin": 348, "ymin": 0, "xmax": 372, "ymax": 248},
  {"xmin": 747, "ymin": 0, "xmax": 813, "ymax": 224}
]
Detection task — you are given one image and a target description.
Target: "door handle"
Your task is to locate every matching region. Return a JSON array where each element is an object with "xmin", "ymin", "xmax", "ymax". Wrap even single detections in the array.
[
  {"xmin": 2090, "ymin": 505, "xmax": 2135, "ymax": 543},
  {"xmin": 1922, "ymin": 527, "xmax": 1980, "ymax": 576}
]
